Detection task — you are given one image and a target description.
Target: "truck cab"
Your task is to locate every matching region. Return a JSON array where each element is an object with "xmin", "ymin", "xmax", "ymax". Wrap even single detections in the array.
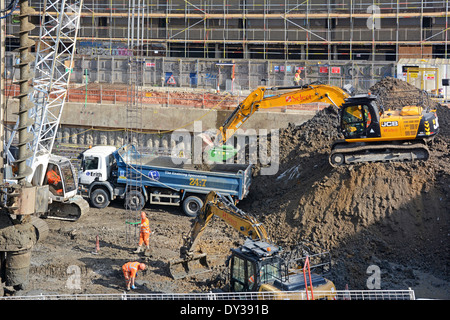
[
  {"xmin": 78, "ymin": 146, "xmax": 117, "ymax": 208},
  {"xmin": 79, "ymin": 146, "xmax": 116, "ymax": 185}
]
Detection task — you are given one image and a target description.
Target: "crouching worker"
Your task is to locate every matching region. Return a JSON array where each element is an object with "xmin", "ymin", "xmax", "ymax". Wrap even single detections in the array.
[{"xmin": 122, "ymin": 261, "xmax": 146, "ymax": 291}]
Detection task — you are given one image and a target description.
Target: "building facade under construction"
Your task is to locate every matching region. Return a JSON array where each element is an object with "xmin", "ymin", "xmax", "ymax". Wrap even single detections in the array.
[
  {"xmin": 4, "ymin": 0, "xmax": 450, "ymax": 92},
  {"xmin": 5, "ymin": 0, "xmax": 446, "ymax": 60}
]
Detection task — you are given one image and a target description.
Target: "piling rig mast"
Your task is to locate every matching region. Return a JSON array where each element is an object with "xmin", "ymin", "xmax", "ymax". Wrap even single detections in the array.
[
  {"xmin": 5, "ymin": 0, "xmax": 88, "ymax": 221},
  {"xmin": 0, "ymin": 0, "xmax": 84, "ymax": 294}
]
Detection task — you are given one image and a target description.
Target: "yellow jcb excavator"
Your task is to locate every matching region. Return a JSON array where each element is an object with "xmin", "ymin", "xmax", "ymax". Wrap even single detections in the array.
[
  {"xmin": 330, "ymin": 93, "xmax": 438, "ymax": 166},
  {"xmin": 169, "ymin": 191, "xmax": 336, "ymax": 299},
  {"xmin": 202, "ymin": 83, "xmax": 439, "ymax": 166}
]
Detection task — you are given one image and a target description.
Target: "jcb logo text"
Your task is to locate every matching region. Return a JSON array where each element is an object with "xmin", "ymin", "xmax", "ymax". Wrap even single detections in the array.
[{"xmin": 381, "ymin": 121, "xmax": 398, "ymax": 127}]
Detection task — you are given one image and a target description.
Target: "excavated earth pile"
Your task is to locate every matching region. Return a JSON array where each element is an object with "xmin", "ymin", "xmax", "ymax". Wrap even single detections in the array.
[{"xmin": 242, "ymin": 78, "xmax": 449, "ymax": 297}]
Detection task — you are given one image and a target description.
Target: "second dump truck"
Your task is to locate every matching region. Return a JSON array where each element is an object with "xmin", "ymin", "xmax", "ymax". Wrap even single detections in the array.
[{"xmin": 78, "ymin": 144, "xmax": 252, "ymax": 216}]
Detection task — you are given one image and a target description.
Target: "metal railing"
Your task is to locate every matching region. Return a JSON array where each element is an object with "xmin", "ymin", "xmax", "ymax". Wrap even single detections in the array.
[{"xmin": 0, "ymin": 289, "xmax": 415, "ymax": 300}]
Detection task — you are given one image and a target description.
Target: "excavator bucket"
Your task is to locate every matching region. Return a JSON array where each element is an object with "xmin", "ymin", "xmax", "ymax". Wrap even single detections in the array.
[
  {"xmin": 169, "ymin": 253, "xmax": 211, "ymax": 280},
  {"xmin": 207, "ymin": 145, "xmax": 238, "ymax": 162},
  {"xmin": 199, "ymin": 130, "xmax": 238, "ymax": 162}
]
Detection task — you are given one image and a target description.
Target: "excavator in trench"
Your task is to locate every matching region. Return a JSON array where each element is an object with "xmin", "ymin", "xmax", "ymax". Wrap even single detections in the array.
[
  {"xmin": 169, "ymin": 191, "xmax": 336, "ymax": 299},
  {"xmin": 202, "ymin": 83, "xmax": 439, "ymax": 166}
]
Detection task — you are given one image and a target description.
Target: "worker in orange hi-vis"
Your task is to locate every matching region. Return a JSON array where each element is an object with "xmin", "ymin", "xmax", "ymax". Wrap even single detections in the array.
[
  {"xmin": 46, "ymin": 164, "xmax": 63, "ymax": 195},
  {"xmin": 134, "ymin": 211, "xmax": 152, "ymax": 253},
  {"xmin": 122, "ymin": 261, "xmax": 146, "ymax": 291}
]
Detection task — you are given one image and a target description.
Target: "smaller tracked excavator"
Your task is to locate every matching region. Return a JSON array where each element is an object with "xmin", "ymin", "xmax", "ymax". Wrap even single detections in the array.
[
  {"xmin": 169, "ymin": 191, "xmax": 269, "ymax": 280},
  {"xmin": 169, "ymin": 191, "xmax": 336, "ymax": 299},
  {"xmin": 202, "ymin": 83, "xmax": 439, "ymax": 166}
]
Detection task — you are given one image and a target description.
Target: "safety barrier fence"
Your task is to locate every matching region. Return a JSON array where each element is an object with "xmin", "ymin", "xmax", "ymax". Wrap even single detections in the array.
[
  {"xmin": 4, "ymin": 82, "xmax": 328, "ymax": 112},
  {"xmin": 0, "ymin": 289, "xmax": 415, "ymax": 300}
]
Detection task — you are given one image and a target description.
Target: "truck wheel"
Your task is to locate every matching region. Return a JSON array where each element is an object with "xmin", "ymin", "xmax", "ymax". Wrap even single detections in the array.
[
  {"xmin": 125, "ymin": 190, "xmax": 145, "ymax": 211},
  {"xmin": 182, "ymin": 196, "xmax": 203, "ymax": 217},
  {"xmin": 90, "ymin": 188, "xmax": 110, "ymax": 209}
]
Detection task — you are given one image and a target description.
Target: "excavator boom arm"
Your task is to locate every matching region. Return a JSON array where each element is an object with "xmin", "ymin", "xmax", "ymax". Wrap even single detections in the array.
[
  {"xmin": 218, "ymin": 84, "xmax": 350, "ymax": 144},
  {"xmin": 182, "ymin": 191, "xmax": 269, "ymax": 255},
  {"xmin": 169, "ymin": 191, "xmax": 269, "ymax": 279}
]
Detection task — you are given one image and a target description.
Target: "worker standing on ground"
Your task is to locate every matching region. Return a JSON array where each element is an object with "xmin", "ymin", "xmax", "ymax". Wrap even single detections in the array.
[
  {"xmin": 122, "ymin": 261, "xmax": 146, "ymax": 291},
  {"xmin": 134, "ymin": 211, "xmax": 151, "ymax": 253},
  {"xmin": 294, "ymin": 68, "xmax": 302, "ymax": 86}
]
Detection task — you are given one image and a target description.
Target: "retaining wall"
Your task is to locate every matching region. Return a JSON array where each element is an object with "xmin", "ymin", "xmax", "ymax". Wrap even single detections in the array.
[{"xmin": 5, "ymin": 99, "xmax": 319, "ymax": 149}]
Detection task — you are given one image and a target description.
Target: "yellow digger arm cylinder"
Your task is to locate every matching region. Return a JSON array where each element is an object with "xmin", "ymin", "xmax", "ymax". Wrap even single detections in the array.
[
  {"xmin": 181, "ymin": 191, "xmax": 269, "ymax": 257},
  {"xmin": 218, "ymin": 84, "xmax": 350, "ymax": 144}
]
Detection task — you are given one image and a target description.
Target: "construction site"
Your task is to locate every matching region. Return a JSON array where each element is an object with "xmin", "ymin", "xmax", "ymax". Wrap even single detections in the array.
[{"xmin": 0, "ymin": 0, "xmax": 449, "ymax": 303}]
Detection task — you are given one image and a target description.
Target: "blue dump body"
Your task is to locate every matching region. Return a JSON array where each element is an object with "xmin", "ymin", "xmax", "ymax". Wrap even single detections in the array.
[{"xmin": 113, "ymin": 145, "xmax": 252, "ymax": 200}]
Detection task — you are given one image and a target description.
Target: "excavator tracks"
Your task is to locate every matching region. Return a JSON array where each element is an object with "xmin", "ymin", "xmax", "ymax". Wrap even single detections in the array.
[
  {"xmin": 329, "ymin": 140, "xmax": 430, "ymax": 167},
  {"xmin": 45, "ymin": 195, "xmax": 90, "ymax": 222}
]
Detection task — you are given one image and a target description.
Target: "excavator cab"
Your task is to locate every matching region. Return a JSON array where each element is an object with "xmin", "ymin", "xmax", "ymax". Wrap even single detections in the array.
[
  {"xmin": 340, "ymin": 95, "xmax": 381, "ymax": 140},
  {"xmin": 41, "ymin": 157, "xmax": 88, "ymax": 221},
  {"xmin": 229, "ymin": 240, "xmax": 283, "ymax": 292},
  {"xmin": 43, "ymin": 159, "xmax": 77, "ymax": 198},
  {"xmin": 229, "ymin": 239, "xmax": 336, "ymax": 299}
]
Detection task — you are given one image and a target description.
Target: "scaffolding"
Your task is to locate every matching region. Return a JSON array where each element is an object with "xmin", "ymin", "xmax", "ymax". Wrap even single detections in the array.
[{"xmin": 7, "ymin": 0, "xmax": 448, "ymax": 62}]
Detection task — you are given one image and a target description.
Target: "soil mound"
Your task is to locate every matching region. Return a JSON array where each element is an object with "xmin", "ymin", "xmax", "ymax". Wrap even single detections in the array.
[
  {"xmin": 369, "ymin": 76, "xmax": 440, "ymax": 110},
  {"xmin": 242, "ymin": 78, "xmax": 450, "ymax": 295}
]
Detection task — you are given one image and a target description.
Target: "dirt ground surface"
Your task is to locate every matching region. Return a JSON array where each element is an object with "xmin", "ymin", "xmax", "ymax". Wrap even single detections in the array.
[{"xmin": 4, "ymin": 78, "xmax": 449, "ymax": 299}]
